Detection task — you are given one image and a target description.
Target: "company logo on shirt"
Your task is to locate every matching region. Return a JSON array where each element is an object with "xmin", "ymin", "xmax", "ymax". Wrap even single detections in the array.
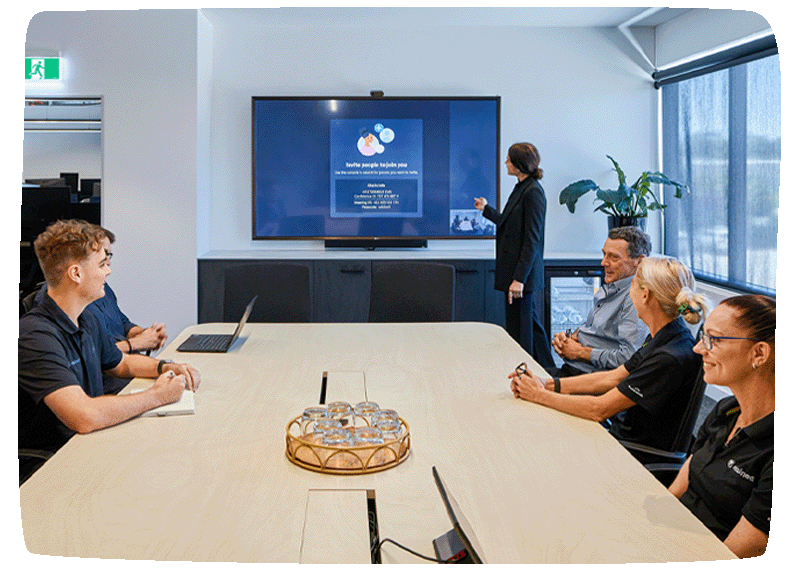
[
  {"xmin": 627, "ymin": 386, "xmax": 644, "ymax": 398},
  {"xmin": 727, "ymin": 459, "xmax": 755, "ymax": 483}
]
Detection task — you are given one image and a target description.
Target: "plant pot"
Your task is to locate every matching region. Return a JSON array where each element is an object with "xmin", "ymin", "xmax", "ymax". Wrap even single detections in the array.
[{"xmin": 608, "ymin": 216, "xmax": 646, "ymax": 231}]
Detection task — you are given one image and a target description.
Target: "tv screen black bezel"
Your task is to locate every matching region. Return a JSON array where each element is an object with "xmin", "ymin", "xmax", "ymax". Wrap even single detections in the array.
[{"xmin": 251, "ymin": 95, "xmax": 501, "ymax": 243}]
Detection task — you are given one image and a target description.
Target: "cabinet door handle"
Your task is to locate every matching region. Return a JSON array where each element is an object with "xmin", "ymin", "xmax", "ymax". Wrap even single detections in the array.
[
  {"xmin": 340, "ymin": 268, "xmax": 366, "ymax": 274},
  {"xmin": 456, "ymin": 268, "xmax": 479, "ymax": 274}
]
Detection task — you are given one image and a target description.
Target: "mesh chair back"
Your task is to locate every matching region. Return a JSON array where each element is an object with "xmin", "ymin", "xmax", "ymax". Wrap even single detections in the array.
[
  {"xmin": 22, "ymin": 291, "xmax": 38, "ymax": 314},
  {"xmin": 665, "ymin": 323, "xmax": 710, "ymax": 453},
  {"xmin": 20, "ymin": 281, "xmax": 45, "ymax": 316},
  {"xmin": 667, "ymin": 364, "xmax": 708, "ymax": 453},
  {"xmin": 369, "ymin": 262, "xmax": 455, "ymax": 322},
  {"xmin": 223, "ymin": 263, "xmax": 311, "ymax": 323}
]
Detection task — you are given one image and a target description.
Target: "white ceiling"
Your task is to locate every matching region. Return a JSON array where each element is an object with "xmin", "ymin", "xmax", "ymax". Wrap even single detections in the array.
[{"xmin": 201, "ymin": 7, "xmax": 696, "ymax": 29}]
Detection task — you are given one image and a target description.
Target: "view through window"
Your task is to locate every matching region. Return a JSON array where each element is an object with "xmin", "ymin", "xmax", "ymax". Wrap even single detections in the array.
[{"xmin": 662, "ymin": 53, "xmax": 779, "ymax": 294}]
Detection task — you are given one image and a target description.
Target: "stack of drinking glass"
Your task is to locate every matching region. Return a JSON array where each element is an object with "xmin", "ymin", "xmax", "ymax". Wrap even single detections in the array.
[{"xmin": 300, "ymin": 401, "xmax": 403, "ymax": 447}]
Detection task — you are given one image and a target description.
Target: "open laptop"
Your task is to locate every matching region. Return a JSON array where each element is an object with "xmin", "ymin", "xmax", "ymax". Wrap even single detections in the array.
[
  {"xmin": 431, "ymin": 466, "xmax": 485, "ymax": 563},
  {"xmin": 176, "ymin": 296, "xmax": 257, "ymax": 353}
]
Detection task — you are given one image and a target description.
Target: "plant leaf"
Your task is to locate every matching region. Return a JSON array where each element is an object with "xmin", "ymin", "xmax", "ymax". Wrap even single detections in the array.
[
  {"xmin": 634, "ymin": 173, "xmax": 649, "ymax": 193},
  {"xmin": 593, "ymin": 205, "xmax": 616, "ymax": 216},
  {"xmin": 558, "ymin": 180, "xmax": 598, "ymax": 213},
  {"xmin": 560, "ymin": 159, "xmax": 686, "ymax": 217},
  {"xmin": 607, "ymin": 155, "xmax": 626, "ymax": 187},
  {"xmin": 645, "ymin": 172, "xmax": 688, "ymax": 198},
  {"xmin": 596, "ymin": 187, "xmax": 624, "ymax": 206}
]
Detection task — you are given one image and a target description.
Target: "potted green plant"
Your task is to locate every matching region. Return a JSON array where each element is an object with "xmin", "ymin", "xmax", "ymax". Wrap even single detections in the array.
[{"xmin": 558, "ymin": 155, "xmax": 688, "ymax": 229}]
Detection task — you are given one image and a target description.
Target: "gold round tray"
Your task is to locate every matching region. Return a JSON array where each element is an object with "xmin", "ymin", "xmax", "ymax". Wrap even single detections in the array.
[{"xmin": 285, "ymin": 415, "xmax": 410, "ymax": 475}]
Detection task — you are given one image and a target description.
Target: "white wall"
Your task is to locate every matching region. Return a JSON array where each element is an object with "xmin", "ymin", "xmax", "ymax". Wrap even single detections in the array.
[
  {"xmin": 24, "ymin": 10, "xmax": 199, "ymax": 339},
  {"xmin": 205, "ymin": 13, "xmax": 659, "ymax": 257},
  {"xmin": 655, "ymin": 8, "xmax": 773, "ymax": 68},
  {"xmin": 196, "ymin": 12, "xmax": 214, "ymax": 258}
]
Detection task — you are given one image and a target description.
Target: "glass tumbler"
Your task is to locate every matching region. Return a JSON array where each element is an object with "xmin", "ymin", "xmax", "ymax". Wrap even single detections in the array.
[
  {"xmin": 313, "ymin": 418, "xmax": 343, "ymax": 442},
  {"xmin": 326, "ymin": 401, "xmax": 354, "ymax": 427},
  {"xmin": 373, "ymin": 418, "xmax": 402, "ymax": 441},
  {"xmin": 353, "ymin": 427, "xmax": 384, "ymax": 445},
  {"xmin": 353, "ymin": 401, "xmax": 380, "ymax": 425},
  {"xmin": 321, "ymin": 428, "xmax": 352, "ymax": 447},
  {"xmin": 301, "ymin": 406, "xmax": 329, "ymax": 434},
  {"xmin": 371, "ymin": 409, "xmax": 399, "ymax": 426}
]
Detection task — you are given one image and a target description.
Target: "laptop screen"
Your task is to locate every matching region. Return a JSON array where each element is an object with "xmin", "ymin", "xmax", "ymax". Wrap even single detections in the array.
[
  {"xmin": 231, "ymin": 296, "xmax": 258, "ymax": 341},
  {"xmin": 432, "ymin": 466, "xmax": 485, "ymax": 563}
]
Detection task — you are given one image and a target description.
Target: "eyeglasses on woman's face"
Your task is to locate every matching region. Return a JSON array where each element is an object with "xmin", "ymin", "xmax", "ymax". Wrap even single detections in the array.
[{"xmin": 697, "ymin": 329, "xmax": 758, "ymax": 351}]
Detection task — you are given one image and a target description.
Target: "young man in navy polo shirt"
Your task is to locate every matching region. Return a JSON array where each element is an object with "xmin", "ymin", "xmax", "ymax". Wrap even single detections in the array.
[
  {"xmin": 32, "ymin": 227, "xmax": 169, "ymax": 394},
  {"xmin": 19, "ymin": 220, "xmax": 201, "ymax": 461}
]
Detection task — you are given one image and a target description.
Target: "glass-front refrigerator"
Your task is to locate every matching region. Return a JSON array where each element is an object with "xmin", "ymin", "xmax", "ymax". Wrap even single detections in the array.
[{"xmin": 544, "ymin": 262, "xmax": 603, "ymax": 368}]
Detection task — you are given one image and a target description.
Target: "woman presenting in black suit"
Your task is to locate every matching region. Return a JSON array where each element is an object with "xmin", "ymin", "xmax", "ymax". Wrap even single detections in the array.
[{"xmin": 475, "ymin": 142, "xmax": 553, "ymax": 368}]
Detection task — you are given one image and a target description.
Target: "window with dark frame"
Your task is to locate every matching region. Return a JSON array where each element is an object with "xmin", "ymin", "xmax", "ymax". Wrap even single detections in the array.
[{"xmin": 661, "ymin": 39, "xmax": 779, "ymax": 296}]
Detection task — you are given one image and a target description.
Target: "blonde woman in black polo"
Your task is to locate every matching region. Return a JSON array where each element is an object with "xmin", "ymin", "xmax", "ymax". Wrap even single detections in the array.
[
  {"xmin": 669, "ymin": 295, "xmax": 774, "ymax": 558},
  {"xmin": 510, "ymin": 256, "xmax": 706, "ymax": 457}
]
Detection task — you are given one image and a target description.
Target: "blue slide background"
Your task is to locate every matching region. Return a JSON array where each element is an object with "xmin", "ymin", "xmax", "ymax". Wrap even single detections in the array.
[
  {"xmin": 330, "ymin": 118, "xmax": 423, "ymax": 218},
  {"xmin": 252, "ymin": 98, "xmax": 498, "ymax": 238}
]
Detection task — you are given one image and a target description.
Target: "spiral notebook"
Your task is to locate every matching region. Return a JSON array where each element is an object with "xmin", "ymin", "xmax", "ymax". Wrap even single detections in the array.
[{"xmin": 129, "ymin": 389, "xmax": 195, "ymax": 417}]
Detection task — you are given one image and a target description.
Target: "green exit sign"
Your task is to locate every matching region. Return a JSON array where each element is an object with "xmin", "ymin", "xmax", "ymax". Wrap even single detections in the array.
[{"xmin": 25, "ymin": 57, "xmax": 60, "ymax": 80}]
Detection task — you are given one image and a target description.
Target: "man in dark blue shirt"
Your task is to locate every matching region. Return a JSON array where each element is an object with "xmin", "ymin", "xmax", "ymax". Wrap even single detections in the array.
[
  {"xmin": 89, "ymin": 228, "xmax": 168, "ymax": 354},
  {"xmin": 19, "ymin": 220, "xmax": 201, "ymax": 458},
  {"xmin": 35, "ymin": 227, "xmax": 168, "ymax": 355},
  {"xmin": 33, "ymin": 227, "xmax": 169, "ymax": 394}
]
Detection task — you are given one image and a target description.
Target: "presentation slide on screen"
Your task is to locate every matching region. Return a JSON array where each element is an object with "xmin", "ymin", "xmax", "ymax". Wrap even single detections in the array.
[
  {"xmin": 330, "ymin": 119, "xmax": 424, "ymax": 218},
  {"xmin": 252, "ymin": 98, "xmax": 499, "ymax": 239}
]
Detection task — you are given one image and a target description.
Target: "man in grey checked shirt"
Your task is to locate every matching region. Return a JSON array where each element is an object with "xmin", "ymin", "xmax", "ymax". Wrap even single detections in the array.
[{"xmin": 549, "ymin": 226, "xmax": 651, "ymax": 377}]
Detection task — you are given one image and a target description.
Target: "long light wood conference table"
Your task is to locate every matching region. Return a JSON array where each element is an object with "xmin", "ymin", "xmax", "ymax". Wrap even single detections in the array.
[{"xmin": 20, "ymin": 322, "xmax": 735, "ymax": 563}]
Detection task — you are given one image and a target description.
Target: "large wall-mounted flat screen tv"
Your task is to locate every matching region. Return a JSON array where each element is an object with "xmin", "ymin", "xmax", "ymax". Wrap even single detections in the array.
[{"xmin": 252, "ymin": 96, "xmax": 500, "ymax": 248}]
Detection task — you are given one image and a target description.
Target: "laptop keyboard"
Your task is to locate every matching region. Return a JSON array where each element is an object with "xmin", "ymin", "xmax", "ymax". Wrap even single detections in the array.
[{"xmin": 182, "ymin": 334, "xmax": 232, "ymax": 351}]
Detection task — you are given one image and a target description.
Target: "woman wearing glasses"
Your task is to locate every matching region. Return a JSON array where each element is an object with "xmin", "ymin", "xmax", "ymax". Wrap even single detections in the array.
[
  {"xmin": 668, "ymin": 295, "xmax": 774, "ymax": 558},
  {"xmin": 510, "ymin": 256, "xmax": 706, "ymax": 457}
]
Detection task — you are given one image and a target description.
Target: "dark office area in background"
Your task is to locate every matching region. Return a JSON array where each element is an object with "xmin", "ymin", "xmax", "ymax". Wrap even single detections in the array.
[{"xmin": 20, "ymin": 174, "xmax": 102, "ymax": 302}]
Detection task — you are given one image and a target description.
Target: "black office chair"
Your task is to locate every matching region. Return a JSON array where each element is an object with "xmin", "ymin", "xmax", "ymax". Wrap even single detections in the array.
[
  {"xmin": 19, "ymin": 449, "xmax": 53, "ymax": 486},
  {"xmin": 20, "ymin": 281, "xmax": 45, "ymax": 316},
  {"xmin": 618, "ymin": 326, "xmax": 709, "ymax": 486},
  {"xmin": 18, "ymin": 390, "xmax": 55, "ymax": 486},
  {"xmin": 223, "ymin": 263, "xmax": 312, "ymax": 323},
  {"xmin": 368, "ymin": 262, "xmax": 455, "ymax": 322}
]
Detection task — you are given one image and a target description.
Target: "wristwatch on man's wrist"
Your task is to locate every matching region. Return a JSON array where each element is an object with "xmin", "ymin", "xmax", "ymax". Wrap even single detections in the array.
[{"xmin": 157, "ymin": 359, "xmax": 171, "ymax": 375}]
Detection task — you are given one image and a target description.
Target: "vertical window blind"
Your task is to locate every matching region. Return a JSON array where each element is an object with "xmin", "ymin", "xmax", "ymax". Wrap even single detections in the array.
[{"xmin": 661, "ymin": 38, "xmax": 779, "ymax": 295}]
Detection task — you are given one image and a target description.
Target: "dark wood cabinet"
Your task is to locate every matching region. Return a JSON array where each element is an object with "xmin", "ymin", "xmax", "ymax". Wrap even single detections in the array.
[
  {"xmin": 445, "ymin": 259, "xmax": 485, "ymax": 322},
  {"xmin": 197, "ymin": 257, "xmax": 600, "ymax": 326},
  {"xmin": 484, "ymin": 261, "xmax": 505, "ymax": 327},
  {"xmin": 199, "ymin": 258, "xmax": 493, "ymax": 324}
]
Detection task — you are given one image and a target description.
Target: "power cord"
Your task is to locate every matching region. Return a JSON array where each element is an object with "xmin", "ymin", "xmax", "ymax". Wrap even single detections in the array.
[{"xmin": 372, "ymin": 537, "xmax": 454, "ymax": 563}]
